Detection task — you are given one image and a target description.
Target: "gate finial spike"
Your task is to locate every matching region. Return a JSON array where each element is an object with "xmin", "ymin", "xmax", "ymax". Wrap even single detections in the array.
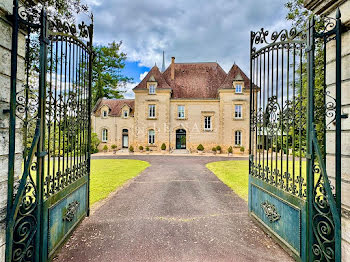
[{"xmin": 336, "ymin": 7, "xmax": 341, "ymax": 19}]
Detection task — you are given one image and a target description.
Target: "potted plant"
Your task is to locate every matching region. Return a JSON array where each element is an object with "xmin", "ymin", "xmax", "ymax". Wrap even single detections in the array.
[
  {"xmin": 228, "ymin": 146, "xmax": 233, "ymax": 156},
  {"xmin": 103, "ymin": 145, "xmax": 108, "ymax": 153},
  {"xmin": 212, "ymin": 147, "xmax": 217, "ymax": 155},
  {"xmin": 139, "ymin": 145, "xmax": 144, "ymax": 153},
  {"xmin": 145, "ymin": 146, "xmax": 150, "ymax": 154},
  {"xmin": 111, "ymin": 144, "xmax": 117, "ymax": 154},
  {"xmin": 129, "ymin": 145, "xmax": 134, "ymax": 154},
  {"xmin": 197, "ymin": 144, "xmax": 204, "ymax": 154},
  {"xmin": 240, "ymin": 146, "xmax": 245, "ymax": 155},
  {"xmin": 216, "ymin": 145, "xmax": 221, "ymax": 154},
  {"xmin": 161, "ymin": 143, "xmax": 166, "ymax": 154}
]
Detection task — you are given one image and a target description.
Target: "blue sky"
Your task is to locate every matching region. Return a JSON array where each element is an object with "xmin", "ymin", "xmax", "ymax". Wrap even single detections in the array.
[{"xmin": 84, "ymin": 0, "xmax": 292, "ymax": 98}]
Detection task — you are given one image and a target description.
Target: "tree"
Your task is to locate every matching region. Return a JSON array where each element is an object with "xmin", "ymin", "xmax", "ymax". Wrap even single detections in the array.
[
  {"xmin": 92, "ymin": 41, "xmax": 132, "ymax": 105},
  {"xmin": 285, "ymin": 0, "xmax": 326, "ymax": 156}
]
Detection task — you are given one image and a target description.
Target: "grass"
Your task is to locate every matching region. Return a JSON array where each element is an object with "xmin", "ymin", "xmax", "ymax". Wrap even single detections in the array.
[
  {"xmin": 90, "ymin": 159, "xmax": 150, "ymax": 205},
  {"xmin": 206, "ymin": 160, "xmax": 249, "ymax": 201},
  {"xmin": 206, "ymin": 159, "xmax": 307, "ymax": 202}
]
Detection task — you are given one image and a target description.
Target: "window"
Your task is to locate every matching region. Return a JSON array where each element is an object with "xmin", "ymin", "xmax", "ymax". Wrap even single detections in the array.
[
  {"xmin": 148, "ymin": 105, "xmax": 156, "ymax": 118},
  {"xmin": 235, "ymin": 84, "xmax": 242, "ymax": 93},
  {"xmin": 235, "ymin": 105, "xmax": 242, "ymax": 118},
  {"xmin": 235, "ymin": 131, "xmax": 242, "ymax": 146},
  {"xmin": 178, "ymin": 105, "xmax": 185, "ymax": 119},
  {"xmin": 102, "ymin": 129, "xmax": 108, "ymax": 142},
  {"xmin": 149, "ymin": 84, "xmax": 156, "ymax": 94},
  {"xmin": 123, "ymin": 110, "xmax": 128, "ymax": 118},
  {"xmin": 102, "ymin": 110, "xmax": 108, "ymax": 118},
  {"xmin": 204, "ymin": 116, "xmax": 212, "ymax": 130},
  {"xmin": 148, "ymin": 129, "xmax": 155, "ymax": 144}
]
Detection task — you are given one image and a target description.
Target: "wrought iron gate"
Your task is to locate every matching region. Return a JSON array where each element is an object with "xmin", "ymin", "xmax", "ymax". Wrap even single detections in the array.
[
  {"xmin": 249, "ymin": 12, "xmax": 343, "ymax": 262},
  {"xmin": 5, "ymin": 1, "xmax": 93, "ymax": 261}
]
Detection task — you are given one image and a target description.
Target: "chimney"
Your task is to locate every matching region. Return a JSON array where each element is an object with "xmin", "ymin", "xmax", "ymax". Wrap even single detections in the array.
[{"xmin": 171, "ymin": 57, "xmax": 175, "ymax": 80}]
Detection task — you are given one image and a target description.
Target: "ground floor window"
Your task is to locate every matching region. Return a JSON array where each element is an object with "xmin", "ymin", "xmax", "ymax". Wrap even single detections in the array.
[
  {"xmin": 204, "ymin": 116, "xmax": 212, "ymax": 130},
  {"xmin": 102, "ymin": 128, "xmax": 108, "ymax": 142},
  {"xmin": 235, "ymin": 131, "xmax": 241, "ymax": 145},
  {"xmin": 148, "ymin": 129, "xmax": 155, "ymax": 144}
]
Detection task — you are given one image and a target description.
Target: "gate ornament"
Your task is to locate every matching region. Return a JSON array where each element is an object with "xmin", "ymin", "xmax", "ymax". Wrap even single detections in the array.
[
  {"xmin": 261, "ymin": 201, "xmax": 281, "ymax": 223},
  {"xmin": 63, "ymin": 201, "xmax": 80, "ymax": 222}
]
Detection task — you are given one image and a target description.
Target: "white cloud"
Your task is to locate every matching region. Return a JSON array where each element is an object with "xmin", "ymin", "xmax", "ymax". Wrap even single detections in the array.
[
  {"xmin": 121, "ymin": 82, "xmax": 137, "ymax": 99},
  {"xmin": 139, "ymin": 71, "xmax": 149, "ymax": 81}
]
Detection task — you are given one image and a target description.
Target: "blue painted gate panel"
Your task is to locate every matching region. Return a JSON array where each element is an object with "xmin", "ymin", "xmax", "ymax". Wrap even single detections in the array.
[{"xmin": 48, "ymin": 183, "xmax": 88, "ymax": 255}]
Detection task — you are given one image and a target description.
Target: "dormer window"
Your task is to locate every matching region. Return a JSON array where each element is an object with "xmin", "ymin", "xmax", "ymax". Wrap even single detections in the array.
[
  {"xmin": 149, "ymin": 84, "xmax": 156, "ymax": 94},
  {"xmin": 235, "ymin": 84, "xmax": 242, "ymax": 93},
  {"xmin": 102, "ymin": 110, "xmax": 108, "ymax": 118},
  {"xmin": 123, "ymin": 110, "xmax": 129, "ymax": 118}
]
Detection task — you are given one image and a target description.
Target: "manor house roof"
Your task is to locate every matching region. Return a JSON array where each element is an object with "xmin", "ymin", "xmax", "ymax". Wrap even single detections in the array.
[
  {"xmin": 93, "ymin": 98, "xmax": 134, "ymax": 117},
  {"xmin": 133, "ymin": 61, "xmax": 251, "ymax": 99}
]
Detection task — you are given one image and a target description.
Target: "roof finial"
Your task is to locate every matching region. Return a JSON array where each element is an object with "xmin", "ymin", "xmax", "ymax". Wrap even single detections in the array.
[
  {"xmin": 155, "ymin": 62, "xmax": 157, "ymax": 67},
  {"xmin": 161, "ymin": 51, "xmax": 165, "ymax": 72}
]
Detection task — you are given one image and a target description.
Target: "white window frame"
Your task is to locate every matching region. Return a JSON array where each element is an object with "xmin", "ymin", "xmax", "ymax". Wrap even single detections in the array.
[
  {"xmin": 149, "ymin": 84, "xmax": 156, "ymax": 94},
  {"xmin": 178, "ymin": 105, "xmax": 185, "ymax": 119},
  {"xmin": 148, "ymin": 104, "xmax": 156, "ymax": 118},
  {"xmin": 148, "ymin": 129, "xmax": 155, "ymax": 144},
  {"xmin": 204, "ymin": 116, "xmax": 212, "ymax": 131},
  {"xmin": 102, "ymin": 129, "xmax": 108, "ymax": 142},
  {"xmin": 235, "ymin": 130, "xmax": 242, "ymax": 146},
  {"xmin": 102, "ymin": 110, "xmax": 108, "ymax": 118},
  {"xmin": 123, "ymin": 110, "xmax": 129, "ymax": 118},
  {"xmin": 235, "ymin": 105, "xmax": 242, "ymax": 119},
  {"xmin": 235, "ymin": 84, "xmax": 242, "ymax": 93}
]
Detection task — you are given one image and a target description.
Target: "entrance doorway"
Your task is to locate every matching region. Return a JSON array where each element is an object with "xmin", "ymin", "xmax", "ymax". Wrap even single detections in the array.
[
  {"xmin": 176, "ymin": 129, "xmax": 186, "ymax": 149},
  {"xmin": 122, "ymin": 129, "xmax": 129, "ymax": 148}
]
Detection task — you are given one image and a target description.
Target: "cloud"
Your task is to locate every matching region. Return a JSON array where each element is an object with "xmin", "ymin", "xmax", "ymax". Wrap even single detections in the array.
[
  {"xmin": 139, "ymin": 71, "xmax": 149, "ymax": 81},
  {"xmin": 87, "ymin": 0, "xmax": 291, "ymax": 74}
]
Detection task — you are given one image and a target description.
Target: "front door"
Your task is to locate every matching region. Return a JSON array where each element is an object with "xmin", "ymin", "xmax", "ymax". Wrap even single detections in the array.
[
  {"xmin": 176, "ymin": 129, "xmax": 186, "ymax": 149},
  {"xmin": 123, "ymin": 135, "xmax": 129, "ymax": 148}
]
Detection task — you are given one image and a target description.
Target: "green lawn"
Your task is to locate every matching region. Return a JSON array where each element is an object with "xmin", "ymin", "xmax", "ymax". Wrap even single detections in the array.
[
  {"xmin": 207, "ymin": 159, "xmax": 307, "ymax": 202},
  {"xmin": 206, "ymin": 160, "xmax": 249, "ymax": 201},
  {"xmin": 90, "ymin": 159, "xmax": 150, "ymax": 205}
]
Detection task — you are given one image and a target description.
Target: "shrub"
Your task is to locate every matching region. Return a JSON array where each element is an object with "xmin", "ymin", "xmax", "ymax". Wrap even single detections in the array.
[
  {"xmin": 129, "ymin": 146, "xmax": 134, "ymax": 152},
  {"xmin": 212, "ymin": 147, "xmax": 217, "ymax": 152},
  {"xmin": 161, "ymin": 143, "xmax": 166, "ymax": 150},
  {"xmin": 240, "ymin": 146, "xmax": 245, "ymax": 152},
  {"xmin": 103, "ymin": 145, "xmax": 108, "ymax": 151},
  {"xmin": 228, "ymin": 146, "xmax": 233, "ymax": 154},
  {"xmin": 216, "ymin": 145, "xmax": 221, "ymax": 151},
  {"xmin": 146, "ymin": 146, "xmax": 150, "ymax": 151},
  {"xmin": 197, "ymin": 144, "xmax": 204, "ymax": 151},
  {"xmin": 111, "ymin": 144, "xmax": 117, "ymax": 150},
  {"xmin": 139, "ymin": 145, "xmax": 144, "ymax": 151},
  {"xmin": 91, "ymin": 133, "xmax": 100, "ymax": 153}
]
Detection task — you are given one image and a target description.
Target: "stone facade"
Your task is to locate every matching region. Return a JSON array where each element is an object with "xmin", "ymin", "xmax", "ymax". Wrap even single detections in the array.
[
  {"xmin": 304, "ymin": 0, "xmax": 350, "ymax": 260},
  {"xmin": 92, "ymin": 61, "xmax": 252, "ymax": 154},
  {"xmin": 0, "ymin": 0, "xmax": 26, "ymax": 260}
]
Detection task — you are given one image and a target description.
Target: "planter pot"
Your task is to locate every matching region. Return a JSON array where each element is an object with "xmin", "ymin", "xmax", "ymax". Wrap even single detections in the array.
[
  {"xmin": 161, "ymin": 150, "xmax": 166, "ymax": 154},
  {"xmin": 198, "ymin": 150, "xmax": 203, "ymax": 155},
  {"xmin": 216, "ymin": 150, "xmax": 221, "ymax": 154},
  {"xmin": 212, "ymin": 152, "xmax": 216, "ymax": 155},
  {"xmin": 240, "ymin": 151, "xmax": 245, "ymax": 155},
  {"xmin": 103, "ymin": 150, "xmax": 107, "ymax": 153},
  {"xmin": 228, "ymin": 153, "xmax": 233, "ymax": 157},
  {"xmin": 139, "ymin": 150, "xmax": 144, "ymax": 153},
  {"xmin": 129, "ymin": 152, "xmax": 134, "ymax": 155},
  {"xmin": 113, "ymin": 150, "xmax": 117, "ymax": 154},
  {"xmin": 146, "ymin": 151, "xmax": 150, "ymax": 154}
]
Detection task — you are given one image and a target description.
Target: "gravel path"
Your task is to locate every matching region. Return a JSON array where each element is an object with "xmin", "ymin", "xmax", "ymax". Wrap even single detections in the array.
[{"xmin": 54, "ymin": 155, "xmax": 293, "ymax": 262}]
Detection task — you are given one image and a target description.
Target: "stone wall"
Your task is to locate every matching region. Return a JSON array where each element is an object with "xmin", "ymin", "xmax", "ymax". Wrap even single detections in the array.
[
  {"xmin": 304, "ymin": 0, "xmax": 350, "ymax": 260},
  {"xmin": 0, "ymin": 0, "xmax": 26, "ymax": 260}
]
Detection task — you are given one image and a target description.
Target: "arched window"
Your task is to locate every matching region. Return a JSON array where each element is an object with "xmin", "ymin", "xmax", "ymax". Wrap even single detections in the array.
[
  {"xmin": 102, "ymin": 129, "xmax": 108, "ymax": 142},
  {"xmin": 148, "ymin": 129, "xmax": 155, "ymax": 144},
  {"xmin": 235, "ymin": 131, "xmax": 242, "ymax": 146}
]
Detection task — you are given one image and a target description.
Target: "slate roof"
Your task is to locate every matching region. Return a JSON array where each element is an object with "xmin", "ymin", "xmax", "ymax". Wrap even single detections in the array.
[
  {"xmin": 93, "ymin": 99, "xmax": 134, "ymax": 117},
  {"xmin": 134, "ymin": 62, "xmax": 251, "ymax": 99}
]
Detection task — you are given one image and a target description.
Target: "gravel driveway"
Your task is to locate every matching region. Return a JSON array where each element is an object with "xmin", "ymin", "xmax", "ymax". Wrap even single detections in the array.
[{"xmin": 54, "ymin": 155, "xmax": 293, "ymax": 262}]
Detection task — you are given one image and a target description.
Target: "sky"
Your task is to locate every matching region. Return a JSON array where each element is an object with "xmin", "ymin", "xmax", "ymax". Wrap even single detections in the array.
[{"xmin": 84, "ymin": 0, "xmax": 292, "ymax": 98}]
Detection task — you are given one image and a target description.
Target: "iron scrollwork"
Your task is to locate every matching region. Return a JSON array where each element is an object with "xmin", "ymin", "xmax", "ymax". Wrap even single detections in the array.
[
  {"xmin": 261, "ymin": 201, "xmax": 281, "ymax": 223},
  {"xmin": 62, "ymin": 201, "xmax": 80, "ymax": 222}
]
